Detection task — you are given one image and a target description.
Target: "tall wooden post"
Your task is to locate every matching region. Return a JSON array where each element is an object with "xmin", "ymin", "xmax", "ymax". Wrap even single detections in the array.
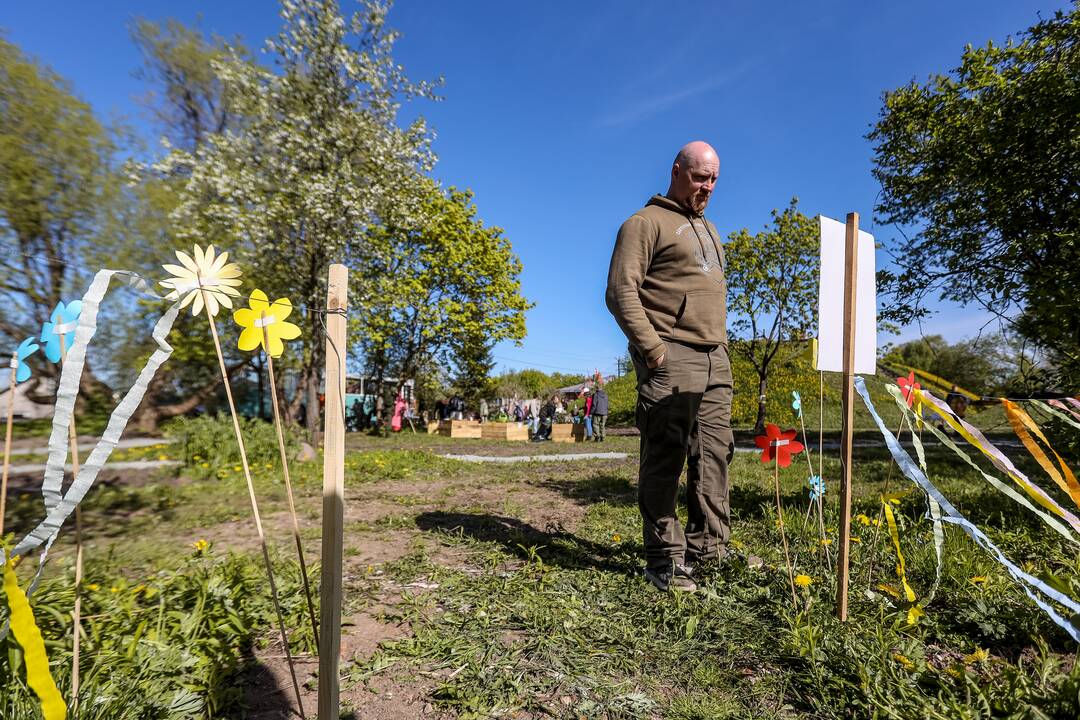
[
  {"xmin": 319, "ymin": 264, "xmax": 348, "ymax": 719},
  {"xmin": 835, "ymin": 212, "xmax": 859, "ymax": 620}
]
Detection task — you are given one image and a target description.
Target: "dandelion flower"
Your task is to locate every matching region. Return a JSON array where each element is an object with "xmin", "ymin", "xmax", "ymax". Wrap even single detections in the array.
[
  {"xmin": 856, "ymin": 513, "xmax": 871, "ymax": 526},
  {"xmin": 794, "ymin": 574, "xmax": 812, "ymax": 587},
  {"xmin": 906, "ymin": 605, "xmax": 925, "ymax": 624},
  {"xmin": 192, "ymin": 539, "xmax": 210, "ymax": 554},
  {"xmin": 963, "ymin": 648, "xmax": 990, "ymax": 665},
  {"xmin": 969, "ymin": 575, "xmax": 988, "ymax": 585},
  {"xmin": 234, "ymin": 289, "xmax": 302, "ymax": 358},
  {"xmin": 612, "ymin": 533, "xmax": 622, "ymax": 543},
  {"xmin": 892, "ymin": 653, "xmax": 915, "ymax": 671},
  {"xmin": 160, "ymin": 244, "xmax": 242, "ymax": 318},
  {"xmin": 86, "ymin": 583, "xmax": 99, "ymax": 592}
]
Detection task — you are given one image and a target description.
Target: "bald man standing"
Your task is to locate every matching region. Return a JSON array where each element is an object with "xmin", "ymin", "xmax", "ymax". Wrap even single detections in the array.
[{"xmin": 606, "ymin": 141, "xmax": 735, "ymax": 592}]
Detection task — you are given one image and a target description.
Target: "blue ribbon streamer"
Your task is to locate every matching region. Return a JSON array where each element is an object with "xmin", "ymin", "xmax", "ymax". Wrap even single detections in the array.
[{"xmin": 855, "ymin": 377, "xmax": 1080, "ymax": 643}]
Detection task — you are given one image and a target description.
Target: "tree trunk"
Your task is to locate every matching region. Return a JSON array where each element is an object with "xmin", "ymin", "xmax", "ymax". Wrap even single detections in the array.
[
  {"xmin": 129, "ymin": 361, "xmax": 248, "ymax": 434},
  {"xmin": 754, "ymin": 371, "xmax": 769, "ymax": 434}
]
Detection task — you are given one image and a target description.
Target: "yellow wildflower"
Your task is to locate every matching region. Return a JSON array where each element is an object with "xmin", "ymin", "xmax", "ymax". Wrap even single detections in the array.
[
  {"xmin": 233, "ymin": 465, "xmax": 242, "ymax": 472},
  {"xmin": 969, "ymin": 575, "xmax": 988, "ymax": 586},
  {"xmin": 157, "ymin": 455, "xmax": 169, "ymax": 461},
  {"xmin": 906, "ymin": 605, "xmax": 925, "ymax": 624},
  {"xmin": 192, "ymin": 539, "xmax": 210, "ymax": 554},
  {"xmin": 612, "ymin": 534, "xmax": 622, "ymax": 543},
  {"xmin": 856, "ymin": 514, "xmax": 871, "ymax": 526},
  {"xmin": 110, "ymin": 586, "xmax": 120, "ymax": 593},
  {"xmin": 893, "ymin": 653, "xmax": 915, "ymax": 670},
  {"xmin": 86, "ymin": 583, "xmax": 99, "ymax": 592},
  {"xmin": 963, "ymin": 648, "xmax": 990, "ymax": 665},
  {"xmin": 819, "ymin": 538, "xmax": 833, "ymax": 546},
  {"xmin": 794, "ymin": 574, "xmax": 812, "ymax": 588},
  {"xmin": 850, "ymin": 537, "xmax": 862, "ymax": 544}
]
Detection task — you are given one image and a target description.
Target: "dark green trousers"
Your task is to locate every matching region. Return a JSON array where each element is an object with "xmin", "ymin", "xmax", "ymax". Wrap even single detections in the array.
[
  {"xmin": 592, "ymin": 413, "xmax": 607, "ymax": 440},
  {"xmin": 632, "ymin": 340, "xmax": 734, "ymax": 568}
]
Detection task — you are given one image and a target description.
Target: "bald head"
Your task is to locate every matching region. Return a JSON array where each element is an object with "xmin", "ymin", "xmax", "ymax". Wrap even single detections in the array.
[{"xmin": 667, "ymin": 141, "xmax": 719, "ymax": 214}]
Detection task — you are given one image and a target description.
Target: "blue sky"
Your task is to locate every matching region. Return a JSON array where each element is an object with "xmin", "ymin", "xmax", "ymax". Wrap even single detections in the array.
[{"xmin": 2, "ymin": 0, "xmax": 1065, "ymax": 377}]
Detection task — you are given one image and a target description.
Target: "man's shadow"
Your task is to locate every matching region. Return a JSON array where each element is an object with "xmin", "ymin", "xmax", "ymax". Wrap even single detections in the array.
[{"xmin": 415, "ymin": 510, "xmax": 638, "ymax": 573}]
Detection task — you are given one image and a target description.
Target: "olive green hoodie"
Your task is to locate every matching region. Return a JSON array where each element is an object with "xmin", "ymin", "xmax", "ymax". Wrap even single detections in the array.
[{"xmin": 606, "ymin": 194, "xmax": 727, "ymax": 364}]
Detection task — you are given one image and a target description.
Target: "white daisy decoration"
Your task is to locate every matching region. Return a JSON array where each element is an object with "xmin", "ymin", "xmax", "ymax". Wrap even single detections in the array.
[{"xmin": 160, "ymin": 244, "xmax": 243, "ymax": 317}]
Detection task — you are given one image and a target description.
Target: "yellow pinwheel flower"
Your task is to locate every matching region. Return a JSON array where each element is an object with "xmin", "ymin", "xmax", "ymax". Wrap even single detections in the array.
[
  {"xmin": 234, "ymin": 289, "xmax": 301, "ymax": 358},
  {"xmin": 794, "ymin": 574, "xmax": 812, "ymax": 587},
  {"xmin": 160, "ymin": 244, "xmax": 242, "ymax": 318}
]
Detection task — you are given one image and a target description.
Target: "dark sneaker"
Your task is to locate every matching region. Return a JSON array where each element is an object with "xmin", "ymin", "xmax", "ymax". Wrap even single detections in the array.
[{"xmin": 644, "ymin": 564, "xmax": 698, "ymax": 592}]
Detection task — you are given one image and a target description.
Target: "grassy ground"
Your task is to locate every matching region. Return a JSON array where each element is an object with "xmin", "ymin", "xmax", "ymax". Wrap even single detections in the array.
[{"xmin": 2, "ymin": 423, "xmax": 1080, "ymax": 718}]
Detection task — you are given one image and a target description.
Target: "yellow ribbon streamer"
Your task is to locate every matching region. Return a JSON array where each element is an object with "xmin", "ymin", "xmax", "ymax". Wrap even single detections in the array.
[
  {"xmin": 1002, "ymin": 399, "xmax": 1080, "ymax": 511},
  {"xmin": 917, "ymin": 390, "xmax": 1076, "ymax": 525},
  {"xmin": 3, "ymin": 556, "xmax": 67, "ymax": 720},
  {"xmin": 883, "ymin": 501, "xmax": 917, "ymax": 603}
]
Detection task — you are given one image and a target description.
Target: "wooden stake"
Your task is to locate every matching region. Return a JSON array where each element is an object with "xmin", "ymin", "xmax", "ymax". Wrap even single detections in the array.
[
  {"xmin": 1, "ymin": 358, "xmax": 17, "ymax": 537},
  {"xmin": 835, "ymin": 212, "xmax": 859, "ymax": 621},
  {"xmin": 199, "ymin": 281, "xmax": 306, "ymax": 719},
  {"xmin": 774, "ymin": 454, "xmax": 797, "ymax": 605},
  {"xmin": 262, "ymin": 312, "xmax": 319, "ymax": 649},
  {"xmin": 57, "ymin": 333, "xmax": 85, "ymax": 712},
  {"xmin": 319, "ymin": 264, "xmax": 347, "ymax": 720}
]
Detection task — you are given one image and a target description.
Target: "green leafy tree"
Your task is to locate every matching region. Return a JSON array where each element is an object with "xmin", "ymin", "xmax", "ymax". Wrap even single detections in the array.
[
  {"xmin": 0, "ymin": 35, "xmax": 116, "ymax": 403},
  {"xmin": 726, "ymin": 198, "xmax": 819, "ymax": 432},
  {"xmin": 156, "ymin": 0, "xmax": 440, "ymax": 432},
  {"xmin": 355, "ymin": 181, "xmax": 530, "ymax": 406},
  {"xmin": 870, "ymin": 5, "xmax": 1080, "ymax": 390}
]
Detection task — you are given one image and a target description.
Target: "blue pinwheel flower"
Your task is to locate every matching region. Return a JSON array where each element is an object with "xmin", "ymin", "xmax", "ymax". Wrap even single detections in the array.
[
  {"xmin": 807, "ymin": 475, "xmax": 825, "ymax": 502},
  {"xmin": 40, "ymin": 300, "xmax": 82, "ymax": 363},
  {"xmin": 13, "ymin": 338, "xmax": 40, "ymax": 382},
  {"xmin": 791, "ymin": 390, "xmax": 803, "ymax": 420}
]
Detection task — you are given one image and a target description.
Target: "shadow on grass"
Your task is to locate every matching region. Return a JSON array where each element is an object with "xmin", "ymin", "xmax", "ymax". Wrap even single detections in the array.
[
  {"xmin": 415, "ymin": 510, "xmax": 637, "ymax": 573},
  {"xmin": 536, "ymin": 472, "xmax": 637, "ymax": 507}
]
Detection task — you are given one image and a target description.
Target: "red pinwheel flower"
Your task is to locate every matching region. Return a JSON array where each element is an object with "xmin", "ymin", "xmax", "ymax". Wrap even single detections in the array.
[
  {"xmin": 754, "ymin": 423, "xmax": 804, "ymax": 468},
  {"xmin": 897, "ymin": 372, "xmax": 921, "ymax": 407}
]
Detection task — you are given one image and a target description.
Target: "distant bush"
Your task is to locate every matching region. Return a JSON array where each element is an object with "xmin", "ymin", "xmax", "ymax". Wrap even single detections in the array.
[{"xmin": 164, "ymin": 413, "xmax": 300, "ymax": 473}]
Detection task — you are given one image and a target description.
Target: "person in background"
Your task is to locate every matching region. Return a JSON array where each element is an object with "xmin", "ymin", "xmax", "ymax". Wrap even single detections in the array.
[
  {"xmin": 591, "ymin": 381, "xmax": 609, "ymax": 443},
  {"xmin": 479, "ymin": 397, "xmax": 489, "ymax": 422},
  {"xmin": 533, "ymin": 394, "xmax": 557, "ymax": 441},
  {"xmin": 583, "ymin": 386, "xmax": 594, "ymax": 440}
]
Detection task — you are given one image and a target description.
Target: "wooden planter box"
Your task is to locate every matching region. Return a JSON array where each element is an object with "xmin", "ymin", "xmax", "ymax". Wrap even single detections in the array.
[
  {"xmin": 481, "ymin": 422, "xmax": 529, "ymax": 441},
  {"xmin": 436, "ymin": 420, "xmax": 482, "ymax": 439},
  {"xmin": 426, "ymin": 421, "xmax": 441, "ymax": 435},
  {"xmin": 550, "ymin": 423, "xmax": 577, "ymax": 443}
]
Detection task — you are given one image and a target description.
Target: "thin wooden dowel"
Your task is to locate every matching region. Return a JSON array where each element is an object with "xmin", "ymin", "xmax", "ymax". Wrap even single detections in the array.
[
  {"xmin": 1, "ymin": 359, "xmax": 17, "ymax": 537},
  {"xmin": 57, "ymin": 333, "xmax": 84, "ymax": 713},
  {"xmin": 774, "ymin": 456, "xmax": 797, "ymax": 605},
  {"xmin": 199, "ymin": 283, "xmax": 306, "ymax": 719},
  {"xmin": 263, "ymin": 315, "xmax": 319, "ymax": 650},
  {"xmin": 864, "ymin": 413, "xmax": 911, "ymax": 589}
]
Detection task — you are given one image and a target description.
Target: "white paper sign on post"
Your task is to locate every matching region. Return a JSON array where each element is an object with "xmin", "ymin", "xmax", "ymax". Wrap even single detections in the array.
[{"xmin": 816, "ymin": 215, "xmax": 877, "ymax": 374}]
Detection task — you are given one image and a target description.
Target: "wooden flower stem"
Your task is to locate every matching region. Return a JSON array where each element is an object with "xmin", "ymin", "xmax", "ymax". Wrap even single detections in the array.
[
  {"xmin": 57, "ymin": 333, "xmax": 85, "ymax": 713},
  {"xmin": 0, "ymin": 357, "xmax": 17, "ymax": 537},
  {"xmin": 262, "ymin": 313, "xmax": 319, "ymax": 649},
  {"xmin": 773, "ymin": 454, "xmax": 797, "ymax": 605},
  {"xmin": 797, "ymin": 413, "xmax": 831, "ymax": 565},
  {"xmin": 200, "ymin": 284, "xmax": 306, "ymax": 719},
  {"xmin": 864, "ymin": 412, "xmax": 912, "ymax": 590}
]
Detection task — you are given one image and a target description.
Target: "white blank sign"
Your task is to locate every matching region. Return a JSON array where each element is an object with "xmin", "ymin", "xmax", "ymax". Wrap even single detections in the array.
[{"xmin": 816, "ymin": 215, "xmax": 876, "ymax": 374}]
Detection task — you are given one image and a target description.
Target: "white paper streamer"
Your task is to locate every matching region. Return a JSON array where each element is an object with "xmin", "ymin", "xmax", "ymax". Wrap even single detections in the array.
[{"xmin": 1, "ymin": 270, "xmax": 180, "ymax": 637}]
